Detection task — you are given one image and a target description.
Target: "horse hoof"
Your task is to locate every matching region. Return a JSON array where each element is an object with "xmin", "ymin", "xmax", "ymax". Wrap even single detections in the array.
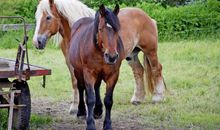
[
  {"xmin": 69, "ymin": 109, "xmax": 77, "ymax": 115},
  {"xmin": 77, "ymin": 110, "xmax": 87, "ymax": 119},
  {"xmin": 94, "ymin": 113, "xmax": 102, "ymax": 119},
  {"xmin": 103, "ymin": 126, "xmax": 112, "ymax": 130},
  {"xmin": 77, "ymin": 115, "xmax": 86, "ymax": 120},
  {"xmin": 93, "ymin": 107, "xmax": 103, "ymax": 119},
  {"xmin": 86, "ymin": 124, "xmax": 96, "ymax": 130},
  {"xmin": 69, "ymin": 104, "xmax": 78, "ymax": 115},
  {"xmin": 152, "ymin": 94, "xmax": 164, "ymax": 104},
  {"xmin": 132, "ymin": 101, "xmax": 141, "ymax": 106}
]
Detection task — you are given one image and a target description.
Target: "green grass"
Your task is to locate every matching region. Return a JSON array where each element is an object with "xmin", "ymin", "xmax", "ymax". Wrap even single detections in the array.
[
  {"xmin": 30, "ymin": 114, "xmax": 52, "ymax": 128},
  {"xmin": 0, "ymin": 39, "xmax": 220, "ymax": 129}
]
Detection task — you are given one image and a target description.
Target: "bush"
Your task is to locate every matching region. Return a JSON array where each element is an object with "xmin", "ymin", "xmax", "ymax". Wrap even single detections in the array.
[
  {"xmin": 82, "ymin": 0, "xmax": 148, "ymax": 7},
  {"xmin": 82, "ymin": 0, "xmax": 219, "ymax": 41},
  {"xmin": 0, "ymin": 0, "xmax": 37, "ymax": 23},
  {"xmin": 15, "ymin": 0, "xmax": 38, "ymax": 23},
  {"xmin": 136, "ymin": 0, "xmax": 220, "ymax": 41},
  {"xmin": 1, "ymin": 0, "xmax": 219, "ymax": 42}
]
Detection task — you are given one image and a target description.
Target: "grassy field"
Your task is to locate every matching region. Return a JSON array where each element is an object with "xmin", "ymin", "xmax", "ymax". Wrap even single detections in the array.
[{"xmin": 0, "ymin": 38, "xmax": 220, "ymax": 129}]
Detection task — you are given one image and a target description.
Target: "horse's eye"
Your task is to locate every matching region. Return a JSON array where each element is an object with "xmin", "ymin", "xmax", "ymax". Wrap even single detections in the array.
[{"xmin": 46, "ymin": 15, "xmax": 52, "ymax": 20}]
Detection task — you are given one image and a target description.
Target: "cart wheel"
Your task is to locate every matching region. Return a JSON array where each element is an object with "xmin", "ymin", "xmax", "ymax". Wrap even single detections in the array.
[{"xmin": 12, "ymin": 80, "xmax": 31, "ymax": 130}]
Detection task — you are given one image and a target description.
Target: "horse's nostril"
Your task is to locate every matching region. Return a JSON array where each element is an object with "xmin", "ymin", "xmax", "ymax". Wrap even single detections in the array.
[
  {"xmin": 37, "ymin": 37, "xmax": 42, "ymax": 45},
  {"xmin": 104, "ymin": 53, "xmax": 109, "ymax": 58},
  {"xmin": 38, "ymin": 40, "xmax": 42, "ymax": 45},
  {"xmin": 115, "ymin": 53, "xmax": 119, "ymax": 59}
]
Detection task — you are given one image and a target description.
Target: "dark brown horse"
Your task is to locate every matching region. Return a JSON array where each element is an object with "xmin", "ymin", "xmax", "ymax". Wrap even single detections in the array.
[{"xmin": 69, "ymin": 4, "xmax": 124, "ymax": 130}]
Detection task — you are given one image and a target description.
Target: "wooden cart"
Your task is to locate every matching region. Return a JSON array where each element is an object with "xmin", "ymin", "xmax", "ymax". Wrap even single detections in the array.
[{"xmin": 0, "ymin": 16, "xmax": 51, "ymax": 130}]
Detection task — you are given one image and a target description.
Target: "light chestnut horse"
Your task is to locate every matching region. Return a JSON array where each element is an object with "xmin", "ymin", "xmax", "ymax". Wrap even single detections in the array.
[{"xmin": 33, "ymin": 0, "xmax": 166, "ymax": 114}]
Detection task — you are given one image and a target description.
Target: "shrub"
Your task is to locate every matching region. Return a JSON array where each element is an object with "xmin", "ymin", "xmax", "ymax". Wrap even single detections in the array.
[
  {"xmin": 1, "ymin": 0, "xmax": 219, "ymax": 42},
  {"xmin": 136, "ymin": 0, "xmax": 220, "ymax": 41},
  {"xmin": 15, "ymin": 0, "xmax": 38, "ymax": 23}
]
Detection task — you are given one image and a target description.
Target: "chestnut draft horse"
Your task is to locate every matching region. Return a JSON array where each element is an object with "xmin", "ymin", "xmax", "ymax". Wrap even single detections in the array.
[
  {"xmin": 33, "ymin": 0, "xmax": 166, "ymax": 114},
  {"xmin": 69, "ymin": 4, "xmax": 123, "ymax": 130}
]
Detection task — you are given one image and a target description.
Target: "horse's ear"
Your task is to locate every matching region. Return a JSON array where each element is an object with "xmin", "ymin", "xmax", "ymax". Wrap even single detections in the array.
[
  {"xmin": 113, "ymin": 4, "xmax": 120, "ymax": 15},
  {"xmin": 49, "ymin": 0, "xmax": 54, "ymax": 8},
  {"xmin": 99, "ymin": 4, "xmax": 106, "ymax": 16}
]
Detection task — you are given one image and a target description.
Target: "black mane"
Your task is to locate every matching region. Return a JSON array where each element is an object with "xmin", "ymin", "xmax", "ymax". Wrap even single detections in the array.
[{"xmin": 93, "ymin": 8, "xmax": 120, "ymax": 44}]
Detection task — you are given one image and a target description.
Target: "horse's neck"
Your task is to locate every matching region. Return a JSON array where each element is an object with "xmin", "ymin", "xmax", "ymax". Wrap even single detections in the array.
[{"xmin": 59, "ymin": 15, "xmax": 72, "ymax": 57}]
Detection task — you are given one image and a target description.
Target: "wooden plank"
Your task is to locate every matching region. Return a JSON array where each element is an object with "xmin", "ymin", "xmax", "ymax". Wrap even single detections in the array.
[
  {"xmin": 0, "ymin": 104, "xmax": 25, "ymax": 108},
  {"xmin": 0, "ymin": 90, "xmax": 21, "ymax": 95},
  {"xmin": 0, "ymin": 60, "xmax": 9, "ymax": 68},
  {"xmin": 8, "ymin": 91, "xmax": 15, "ymax": 130},
  {"xmin": 0, "ymin": 58, "xmax": 51, "ymax": 78}
]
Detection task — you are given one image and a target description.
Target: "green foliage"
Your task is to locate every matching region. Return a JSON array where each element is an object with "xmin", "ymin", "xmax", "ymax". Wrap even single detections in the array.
[
  {"xmin": 0, "ymin": 0, "xmax": 219, "ymax": 42},
  {"xmin": 82, "ymin": 0, "xmax": 220, "ymax": 41},
  {"xmin": 82, "ymin": 0, "xmax": 202, "ymax": 7},
  {"xmin": 136, "ymin": 0, "xmax": 220, "ymax": 41},
  {"xmin": 82, "ymin": 0, "xmax": 150, "ymax": 7},
  {"xmin": 155, "ymin": 0, "xmax": 194, "ymax": 7},
  {"xmin": 0, "ymin": 110, "xmax": 8, "ymax": 129},
  {"xmin": 14, "ymin": 0, "xmax": 38, "ymax": 23}
]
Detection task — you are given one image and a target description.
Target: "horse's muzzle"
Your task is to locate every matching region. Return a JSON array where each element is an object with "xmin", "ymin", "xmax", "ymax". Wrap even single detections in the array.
[
  {"xmin": 36, "ymin": 35, "xmax": 47, "ymax": 49},
  {"xmin": 104, "ymin": 52, "xmax": 119, "ymax": 65}
]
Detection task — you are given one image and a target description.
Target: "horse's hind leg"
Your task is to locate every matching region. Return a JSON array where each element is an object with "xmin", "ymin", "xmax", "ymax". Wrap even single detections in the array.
[
  {"xmin": 126, "ymin": 47, "xmax": 146, "ymax": 105},
  {"xmin": 145, "ymin": 51, "xmax": 165, "ymax": 103},
  {"xmin": 68, "ymin": 65, "xmax": 79, "ymax": 115},
  {"xmin": 93, "ymin": 78, "xmax": 103, "ymax": 119}
]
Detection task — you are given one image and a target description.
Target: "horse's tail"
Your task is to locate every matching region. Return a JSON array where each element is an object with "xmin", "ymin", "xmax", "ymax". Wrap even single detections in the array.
[
  {"xmin": 143, "ymin": 55, "xmax": 155, "ymax": 94},
  {"xmin": 143, "ymin": 18, "xmax": 168, "ymax": 94}
]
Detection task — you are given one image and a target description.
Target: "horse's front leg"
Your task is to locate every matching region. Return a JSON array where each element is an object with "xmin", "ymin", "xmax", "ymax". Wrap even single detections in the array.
[
  {"xmin": 61, "ymin": 41, "xmax": 79, "ymax": 115},
  {"xmin": 84, "ymin": 69, "xmax": 96, "ymax": 130},
  {"xmin": 126, "ymin": 48, "xmax": 145, "ymax": 105},
  {"xmin": 77, "ymin": 79, "xmax": 86, "ymax": 118},
  {"xmin": 103, "ymin": 71, "xmax": 119, "ymax": 130},
  {"xmin": 93, "ymin": 78, "xmax": 103, "ymax": 119}
]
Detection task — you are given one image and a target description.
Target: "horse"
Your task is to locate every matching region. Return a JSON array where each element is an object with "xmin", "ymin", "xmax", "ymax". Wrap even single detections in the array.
[
  {"xmin": 69, "ymin": 4, "xmax": 124, "ymax": 130},
  {"xmin": 33, "ymin": 0, "xmax": 166, "ymax": 114}
]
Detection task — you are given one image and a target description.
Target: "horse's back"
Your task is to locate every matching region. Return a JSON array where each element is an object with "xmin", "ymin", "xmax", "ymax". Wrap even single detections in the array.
[
  {"xmin": 118, "ymin": 7, "xmax": 158, "ymax": 54},
  {"xmin": 71, "ymin": 17, "xmax": 94, "ymax": 36}
]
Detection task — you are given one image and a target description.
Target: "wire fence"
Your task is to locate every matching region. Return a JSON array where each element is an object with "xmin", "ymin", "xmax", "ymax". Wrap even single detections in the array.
[
  {"xmin": 0, "ymin": 24, "xmax": 35, "ymax": 31},
  {"xmin": 0, "ymin": 17, "xmax": 219, "ymax": 41}
]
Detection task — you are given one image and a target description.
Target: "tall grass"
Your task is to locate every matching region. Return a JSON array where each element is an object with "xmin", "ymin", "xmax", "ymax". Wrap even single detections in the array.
[{"xmin": 0, "ymin": 39, "xmax": 219, "ymax": 129}]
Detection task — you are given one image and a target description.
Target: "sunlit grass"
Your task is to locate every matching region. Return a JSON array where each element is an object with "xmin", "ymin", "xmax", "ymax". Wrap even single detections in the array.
[{"xmin": 0, "ymin": 39, "xmax": 220, "ymax": 129}]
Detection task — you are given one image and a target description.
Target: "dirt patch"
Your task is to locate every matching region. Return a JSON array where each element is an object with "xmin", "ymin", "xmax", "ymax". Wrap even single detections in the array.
[{"xmin": 31, "ymin": 99, "xmax": 156, "ymax": 130}]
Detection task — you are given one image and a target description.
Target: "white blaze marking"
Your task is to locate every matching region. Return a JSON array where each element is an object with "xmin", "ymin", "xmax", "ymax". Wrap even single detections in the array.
[
  {"xmin": 33, "ymin": 14, "xmax": 42, "ymax": 44},
  {"xmin": 106, "ymin": 23, "xmax": 112, "ymax": 28}
]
